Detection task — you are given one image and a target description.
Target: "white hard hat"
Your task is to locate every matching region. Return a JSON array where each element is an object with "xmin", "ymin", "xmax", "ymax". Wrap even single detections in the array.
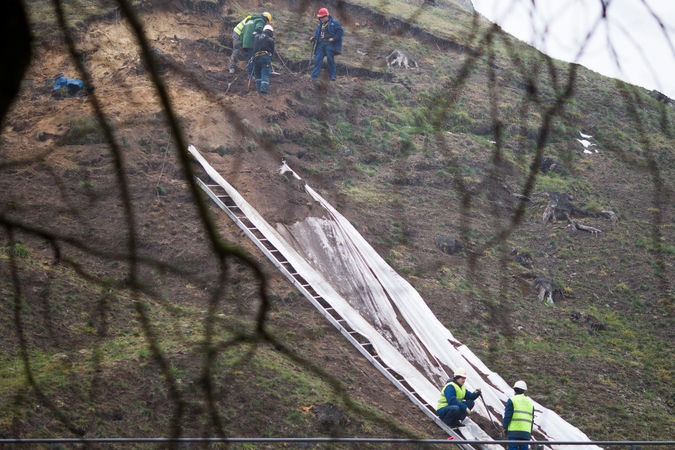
[
  {"xmin": 263, "ymin": 24, "xmax": 273, "ymax": 32},
  {"xmin": 514, "ymin": 380, "xmax": 528, "ymax": 391},
  {"xmin": 454, "ymin": 368, "xmax": 467, "ymax": 378}
]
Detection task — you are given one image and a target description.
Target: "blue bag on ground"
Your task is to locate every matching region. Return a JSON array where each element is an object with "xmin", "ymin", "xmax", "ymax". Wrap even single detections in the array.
[{"xmin": 53, "ymin": 76, "xmax": 84, "ymax": 95}]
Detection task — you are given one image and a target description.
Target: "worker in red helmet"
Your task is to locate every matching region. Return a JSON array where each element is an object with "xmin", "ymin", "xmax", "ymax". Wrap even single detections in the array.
[{"xmin": 308, "ymin": 8, "xmax": 343, "ymax": 81}]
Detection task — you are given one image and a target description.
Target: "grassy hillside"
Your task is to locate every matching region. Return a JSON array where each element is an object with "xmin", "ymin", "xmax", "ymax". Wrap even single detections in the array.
[{"xmin": 1, "ymin": 0, "xmax": 674, "ymax": 444}]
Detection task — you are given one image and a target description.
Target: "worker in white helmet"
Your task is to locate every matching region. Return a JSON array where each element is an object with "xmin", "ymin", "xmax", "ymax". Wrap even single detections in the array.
[
  {"xmin": 436, "ymin": 368, "xmax": 482, "ymax": 428},
  {"xmin": 503, "ymin": 380, "xmax": 535, "ymax": 450}
]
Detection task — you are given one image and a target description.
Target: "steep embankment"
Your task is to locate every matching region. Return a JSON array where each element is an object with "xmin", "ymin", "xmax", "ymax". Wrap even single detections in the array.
[{"xmin": 1, "ymin": 0, "xmax": 674, "ymax": 442}]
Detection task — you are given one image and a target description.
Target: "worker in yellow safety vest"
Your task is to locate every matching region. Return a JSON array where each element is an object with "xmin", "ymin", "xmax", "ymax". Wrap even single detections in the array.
[
  {"xmin": 436, "ymin": 368, "xmax": 482, "ymax": 428},
  {"xmin": 229, "ymin": 15, "xmax": 251, "ymax": 73},
  {"xmin": 229, "ymin": 12, "xmax": 271, "ymax": 73},
  {"xmin": 502, "ymin": 380, "xmax": 535, "ymax": 450}
]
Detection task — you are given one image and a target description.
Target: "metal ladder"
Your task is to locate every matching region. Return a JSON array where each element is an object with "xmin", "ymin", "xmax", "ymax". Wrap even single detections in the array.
[{"xmin": 197, "ymin": 177, "xmax": 473, "ymax": 448}]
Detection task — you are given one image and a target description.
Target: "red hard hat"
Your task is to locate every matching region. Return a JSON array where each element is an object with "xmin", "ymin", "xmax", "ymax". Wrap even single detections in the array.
[{"xmin": 317, "ymin": 8, "xmax": 329, "ymax": 18}]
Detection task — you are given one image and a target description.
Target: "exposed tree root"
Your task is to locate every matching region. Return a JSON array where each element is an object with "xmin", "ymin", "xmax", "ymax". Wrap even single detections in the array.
[{"xmin": 541, "ymin": 191, "xmax": 617, "ymax": 236}]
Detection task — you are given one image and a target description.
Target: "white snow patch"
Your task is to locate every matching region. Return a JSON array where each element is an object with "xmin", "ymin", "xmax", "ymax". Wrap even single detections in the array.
[{"xmin": 577, "ymin": 139, "xmax": 596, "ymax": 148}]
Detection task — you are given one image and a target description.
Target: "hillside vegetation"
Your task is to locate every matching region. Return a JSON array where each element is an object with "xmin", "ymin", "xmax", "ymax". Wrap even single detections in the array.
[{"xmin": 1, "ymin": 0, "xmax": 674, "ymax": 445}]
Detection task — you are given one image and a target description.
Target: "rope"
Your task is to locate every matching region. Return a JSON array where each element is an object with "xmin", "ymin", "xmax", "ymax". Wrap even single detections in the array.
[
  {"xmin": 155, "ymin": 129, "xmax": 171, "ymax": 201},
  {"xmin": 153, "ymin": 133, "xmax": 207, "ymax": 241},
  {"xmin": 272, "ymin": 47, "xmax": 299, "ymax": 75}
]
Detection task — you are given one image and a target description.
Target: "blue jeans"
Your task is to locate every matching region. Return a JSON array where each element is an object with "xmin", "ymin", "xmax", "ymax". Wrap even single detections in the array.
[
  {"xmin": 311, "ymin": 43, "xmax": 336, "ymax": 80},
  {"xmin": 254, "ymin": 54, "xmax": 271, "ymax": 93},
  {"xmin": 437, "ymin": 399, "xmax": 475, "ymax": 426},
  {"xmin": 508, "ymin": 432, "xmax": 531, "ymax": 450}
]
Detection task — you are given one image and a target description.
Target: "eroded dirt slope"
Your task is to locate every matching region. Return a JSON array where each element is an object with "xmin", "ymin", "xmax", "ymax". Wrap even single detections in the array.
[{"xmin": 2, "ymin": 0, "xmax": 675, "ymax": 442}]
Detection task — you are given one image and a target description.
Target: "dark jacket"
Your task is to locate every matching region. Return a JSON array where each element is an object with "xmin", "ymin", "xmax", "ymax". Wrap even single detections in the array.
[
  {"xmin": 241, "ymin": 14, "xmax": 267, "ymax": 49},
  {"xmin": 312, "ymin": 16, "xmax": 343, "ymax": 55},
  {"xmin": 253, "ymin": 30, "xmax": 275, "ymax": 56},
  {"xmin": 442, "ymin": 380, "xmax": 480, "ymax": 411}
]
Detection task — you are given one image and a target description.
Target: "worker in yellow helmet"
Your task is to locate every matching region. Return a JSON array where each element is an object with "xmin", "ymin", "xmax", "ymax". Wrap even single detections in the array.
[
  {"xmin": 229, "ymin": 12, "xmax": 271, "ymax": 74},
  {"xmin": 229, "ymin": 14, "xmax": 251, "ymax": 73}
]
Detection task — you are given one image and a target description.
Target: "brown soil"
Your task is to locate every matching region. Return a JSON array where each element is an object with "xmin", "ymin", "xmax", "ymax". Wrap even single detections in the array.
[
  {"xmin": 0, "ymin": 2, "xmax": 450, "ymax": 442},
  {"xmin": 2, "ymin": 0, "xmax": 674, "ymax": 444}
]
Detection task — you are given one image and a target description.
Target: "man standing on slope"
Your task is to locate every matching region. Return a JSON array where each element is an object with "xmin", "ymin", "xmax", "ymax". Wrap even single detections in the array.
[
  {"xmin": 309, "ymin": 8, "xmax": 343, "ymax": 82},
  {"xmin": 436, "ymin": 368, "xmax": 482, "ymax": 428},
  {"xmin": 503, "ymin": 380, "xmax": 535, "ymax": 450},
  {"xmin": 252, "ymin": 24, "xmax": 275, "ymax": 96},
  {"xmin": 229, "ymin": 14, "xmax": 251, "ymax": 73}
]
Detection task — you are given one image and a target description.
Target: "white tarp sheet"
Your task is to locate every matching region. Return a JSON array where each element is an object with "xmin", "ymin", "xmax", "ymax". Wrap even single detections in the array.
[{"xmin": 188, "ymin": 146, "xmax": 600, "ymax": 450}]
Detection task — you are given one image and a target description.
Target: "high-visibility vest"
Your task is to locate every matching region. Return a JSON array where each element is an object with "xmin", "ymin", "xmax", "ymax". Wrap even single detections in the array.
[
  {"xmin": 233, "ymin": 15, "xmax": 251, "ymax": 35},
  {"xmin": 436, "ymin": 381, "xmax": 466, "ymax": 410},
  {"xmin": 507, "ymin": 394, "xmax": 534, "ymax": 433}
]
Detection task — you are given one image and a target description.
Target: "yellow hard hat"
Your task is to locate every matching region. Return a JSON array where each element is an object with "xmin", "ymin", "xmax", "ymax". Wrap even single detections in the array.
[{"xmin": 263, "ymin": 12, "xmax": 272, "ymax": 23}]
